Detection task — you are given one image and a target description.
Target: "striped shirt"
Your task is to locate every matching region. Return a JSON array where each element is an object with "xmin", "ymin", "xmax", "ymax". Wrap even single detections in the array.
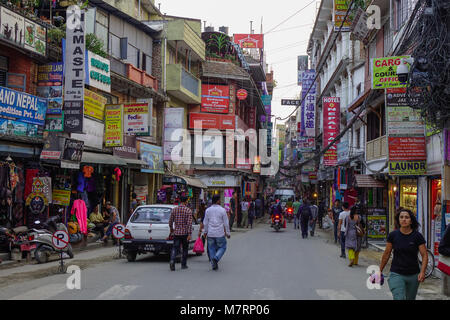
[{"xmin": 169, "ymin": 205, "xmax": 193, "ymax": 236}]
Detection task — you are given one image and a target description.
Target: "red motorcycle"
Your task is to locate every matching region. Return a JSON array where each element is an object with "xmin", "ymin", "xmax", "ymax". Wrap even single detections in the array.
[{"xmin": 285, "ymin": 207, "xmax": 294, "ymax": 223}]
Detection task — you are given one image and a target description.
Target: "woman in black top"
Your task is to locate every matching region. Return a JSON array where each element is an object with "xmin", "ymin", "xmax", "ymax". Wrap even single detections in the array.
[{"xmin": 378, "ymin": 208, "xmax": 428, "ymax": 300}]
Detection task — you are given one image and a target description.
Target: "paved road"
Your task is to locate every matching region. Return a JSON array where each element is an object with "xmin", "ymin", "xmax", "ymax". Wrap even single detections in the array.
[{"xmin": 0, "ymin": 220, "xmax": 393, "ymax": 300}]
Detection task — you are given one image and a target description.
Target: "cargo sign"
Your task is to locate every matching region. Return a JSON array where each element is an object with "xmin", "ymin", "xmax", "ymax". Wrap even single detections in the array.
[
  {"xmin": 389, "ymin": 161, "xmax": 427, "ymax": 175},
  {"xmin": 372, "ymin": 56, "xmax": 410, "ymax": 89},
  {"xmin": 104, "ymin": 104, "xmax": 123, "ymax": 147},
  {"xmin": 388, "ymin": 137, "xmax": 426, "ymax": 161},
  {"xmin": 0, "ymin": 86, "xmax": 47, "ymax": 126},
  {"xmin": 123, "ymin": 103, "xmax": 149, "ymax": 134},
  {"xmin": 201, "ymin": 85, "xmax": 230, "ymax": 114}
]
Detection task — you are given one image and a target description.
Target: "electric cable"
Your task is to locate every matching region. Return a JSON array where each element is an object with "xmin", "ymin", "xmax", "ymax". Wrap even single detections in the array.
[{"xmin": 264, "ymin": 0, "xmax": 316, "ymax": 35}]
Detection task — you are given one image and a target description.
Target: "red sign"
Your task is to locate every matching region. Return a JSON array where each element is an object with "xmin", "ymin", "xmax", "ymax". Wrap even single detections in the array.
[
  {"xmin": 233, "ymin": 34, "xmax": 264, "ymax": 49},
  {"xmin": 236, "ymin": 89, "xmax": 248, "ymax": 100},
  {"xmin": 323, "ymin": 97, "xmax": 340, "ymax": 166},
  {"xmin": 388, "ymin": 137, "xmax": 426, "ymax": 161},
  {"xmin": 248, "ymin": 106, "xmax": 256, "ymax": 129},
  {"xmin": 201, "ymin": 84, "xmax": 230, "ymax": 114},
  {"xmin": 189, "ymin": 113, "xmax": 235, "ymax": 130}
]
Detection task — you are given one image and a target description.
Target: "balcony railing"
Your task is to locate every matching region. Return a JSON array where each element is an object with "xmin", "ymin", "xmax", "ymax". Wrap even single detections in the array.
[
  {"xmin": 181, "ymin": 67, "xmax": 199, "ymax": 96},
  {"xmin": 366, "ymin": 135, "xmax": 387, "ymax": 162}
]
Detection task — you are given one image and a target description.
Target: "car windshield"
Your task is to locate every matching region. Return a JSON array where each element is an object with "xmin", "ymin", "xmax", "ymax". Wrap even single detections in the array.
[{"xmin": 130, "ymin": 207, "xmax": 172, "ymax": 224}]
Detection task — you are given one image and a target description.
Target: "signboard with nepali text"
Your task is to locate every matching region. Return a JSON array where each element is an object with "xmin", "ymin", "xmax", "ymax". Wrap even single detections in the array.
[{"xmin": 372, "ymin": 56, "xmax": 410, "ymax": 89}]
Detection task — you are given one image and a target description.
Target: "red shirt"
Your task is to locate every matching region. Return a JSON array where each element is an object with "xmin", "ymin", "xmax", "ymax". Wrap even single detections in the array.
[{"xmin": 168, "ymin": 205, "xmax": 193, "ymax": 236}]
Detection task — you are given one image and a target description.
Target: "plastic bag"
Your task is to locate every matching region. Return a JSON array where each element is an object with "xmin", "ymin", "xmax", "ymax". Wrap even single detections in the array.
[
  {"xmin": 322, "ymin": 216, "xmax": 332, "ymax": 229},
  {"xmin": 193, "ymin": 236, "xmax": 204, "ymax": 254}
]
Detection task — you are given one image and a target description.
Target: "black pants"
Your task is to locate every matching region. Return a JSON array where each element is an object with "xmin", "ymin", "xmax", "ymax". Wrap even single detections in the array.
[
  {"xmin": 170, "ymin": 235, "xmax": 189, "ymax": 266},
  {"xmin": 94, "ymin": 223, "xmax": 107, "ymax": 238},
  {"xmin": 300, "ymin": 219, "xmax": 309, "ymax": 238},
  {"xmin": 229, "ymin": 213, "xmax": 235, "ymax": 230}
]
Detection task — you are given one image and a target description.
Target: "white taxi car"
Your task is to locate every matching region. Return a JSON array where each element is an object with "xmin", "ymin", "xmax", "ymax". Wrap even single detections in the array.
[{"xmin": 123, "ymin": 205, "xmax": 201, "ymax": 262}]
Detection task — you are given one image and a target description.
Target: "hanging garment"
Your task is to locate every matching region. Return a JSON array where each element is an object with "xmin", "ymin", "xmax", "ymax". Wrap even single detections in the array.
[
  {"xmin": 83, "ymin": 166, "xmax": 94, "ymax": 178},
  {"xmin": 9, "ymin": 164, "xmax": 19, "ymax": 191},
  {"xmin": 24, "ymin": 169, "xmax": 39, "ymax": 201},
  {"xmin": 77, "ymin": 172, "xmax": 86, "ymax": 193},
  {"xmin": 71, "ymin": 199, "xmax": 88, "ymax": 235},
  {"xmin": 114, "ymin": 168, "xmax": 122, "ymax": 181},
  {"xmin": 86, "ymin": 178, "xmax": 96, "ymax": 193}
]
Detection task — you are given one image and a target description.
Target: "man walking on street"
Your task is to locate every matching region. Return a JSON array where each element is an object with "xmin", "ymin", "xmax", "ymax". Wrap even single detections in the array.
[
  {"xmin": 229, "ymin": 192, "xmax": 237, "ymax": 232},
  {"xmin": 298, "ymin": 199, "xmax": 312, "ymax": 239},
  {"xmin": 309, "ymin": 201, "xmax": 319, "ymax": 236},
  {"xmin": 168, "ymin": 196, "xmax": 193, "ymax": 271},
  {"xmin": 332, "ymin": 200, "xmax": 342, "ymax": 243},
  {"xmin": 240, "ymin": 197, "xmax": 249, "ymax": 228},
  {"xmin": 203, "ymin": 195, "xmax": 231, "ymax": 270},
  {"xmin": 292, "ymin": 197, "xmax": 302, "ymax": 229},
  {"xmin": 337, "ymin": 202, "xmax": 351, "ymax": 258},
  {"xmin": 255, "ymin": 197, "xmax": 263, "ymax": 219}
]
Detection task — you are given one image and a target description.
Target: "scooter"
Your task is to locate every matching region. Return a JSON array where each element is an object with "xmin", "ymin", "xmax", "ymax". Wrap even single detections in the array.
[
  {"xmin": 0, "ymin": 226, "xmax": 32, "ymax": 260},
  {"xmin": 285, "ymin": 207, "xmax": 294, "ymax": 223},
  {"xmin": 271, "ymin": 214, "xmax": 283, "ymax": 232},
  {"xmin": 28, "ymin": 215, "xmax": 74, "ymax": 264}
]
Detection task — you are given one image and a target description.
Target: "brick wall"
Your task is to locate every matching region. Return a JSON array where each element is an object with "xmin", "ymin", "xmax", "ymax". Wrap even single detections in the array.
[
  {"xmin": 1, "ymin": 45, "xmax": 37, "ymax": 94},
  {"xmin": 152, "ymin": 41, "xmax": 163, "ymax": 91}
]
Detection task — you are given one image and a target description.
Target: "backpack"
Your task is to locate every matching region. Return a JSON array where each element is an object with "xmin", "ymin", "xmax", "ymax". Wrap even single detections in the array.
[{"xmin": 301, "ymin": 206, "xmax": 312, "ymax": 220}]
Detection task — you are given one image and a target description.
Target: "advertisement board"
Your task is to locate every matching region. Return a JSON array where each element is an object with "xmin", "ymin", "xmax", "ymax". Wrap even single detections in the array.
[
  {"xmin": 123, "ymin": 103, "xmax": 149, "ymax": 134},
  {"xmin": 201, "ymin": 85, "xmax": 230, "ymax": 114},
  {"xmin": 298, "ymin": 137, "xmax": 315, "ymax": 152},
  {"xmin": 85, "ymin": 50, "xmax": 111, "ymax": 92},
  {"xmin": 44, "ymin": 113, "xmax": 64, "ymax": 132},
  {"xmin": 386, "ymin": 88, "xmax": 424, "ymax": 136},
  {"xmin": 333, "ymin": 0, "xmax": 352, "ymax": 31},
  {"xmin": 372, "ymin": 56, "xmax": 410, "ymax": 89},
  {"xmin": 140, "ymin": 142, "xmax": 164, "ymax": 174},
  {"xmin": 104, "ymin": 104, "xmax": 123, "ymax": 147},
  {"xmin": 301, "ymin": 70, "xmax": 316, "ymax": 137},
  {"xmin": 189, "ymin": 113, "xmax": 235, "ymax": 130},
  {"xmin": 84, "ymin": 89, "xmax": 106, "ymax": 121},
  {"xmin": 389, "ymin": 161, "xmax": 427, "ymax": 175},
  {"xmin": 367, "ymin": 214, "xmax": 387, "ymax": 239},
  {"xmin": 388, "ymin": 137, "xmax": 426, "ymax": 161},
  {"xmin": 36, "ymin": 63, "xmax": 63, "ymax": 115},
  {"xmin": 323, "ymin": 97, "xmax": 340, "ymax": 166},
  {"xmin": 233, "ymin": 34, "xmax": 264, "ymax": 49},
  {"xmin": 52, "ymin": 189, "xmax": 71, "ymax": 206},
  {"xmin": 71, "ymin": 117, "xmax": 104, "ymax": 150},
  {"xmin": 297, "ymin": 55, "xmax": 308, "ymax": 85}
]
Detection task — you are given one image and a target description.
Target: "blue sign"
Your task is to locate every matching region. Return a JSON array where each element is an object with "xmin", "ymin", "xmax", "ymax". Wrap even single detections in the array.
[
  {"xmin": 0, "ymin": 86, "xmax": 47, "ymax": 126},
  {"xmin": 140, "ymin": 143, "xmax": 164, "ymax": 174}
]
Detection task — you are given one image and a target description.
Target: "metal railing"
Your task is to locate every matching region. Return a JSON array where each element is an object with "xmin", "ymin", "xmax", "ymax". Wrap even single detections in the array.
[{"xmin": 181, "ymin": 67, "xmax": 199, "ymax": 96}]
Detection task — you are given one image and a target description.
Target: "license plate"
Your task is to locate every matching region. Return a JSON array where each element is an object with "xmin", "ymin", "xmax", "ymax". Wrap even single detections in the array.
[
  {"xmin": 275, "ymin": 220, "xmax": 279, "ymax": 223},
  {"xmin": 20, "ymin": 244, "xmax": 36, "ymax": 251},
  {"xmin": 144, "ymin": 244, "xmax": 154, "ymax": 251}
]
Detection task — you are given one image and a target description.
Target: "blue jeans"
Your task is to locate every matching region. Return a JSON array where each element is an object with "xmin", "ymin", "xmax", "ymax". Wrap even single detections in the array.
[
  {"xmin": 340, "ymin": 231, "xmax": 346, "ymax": 256},
  {"xmin": 170, "ymin": 235, "xmax": 189, "ymax": 267},
  {"xmin": 105, "ymin": 222, "xmax": 118, "ymax": 237},
  {"xmin": 207, "ymin": 237, "xmax": 227, "ymax": 265},
  {"xmin": 294, "ymin": 216, "xmax": 299, "ymax": 229}
]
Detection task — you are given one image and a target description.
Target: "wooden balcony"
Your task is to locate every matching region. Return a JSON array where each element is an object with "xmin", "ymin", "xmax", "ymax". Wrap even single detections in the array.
[{"xmin": 366, "ymin": 135, "xmax": 387, "ymax": 162}]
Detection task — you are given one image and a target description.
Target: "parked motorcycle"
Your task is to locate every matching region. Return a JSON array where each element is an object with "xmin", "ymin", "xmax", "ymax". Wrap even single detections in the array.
[
  {"xmin": 28, "ymin": 215, "xmax": 74, "ymax": 264},
  {"xmin": 0, "ymin": 226, "xmax": 32, "ymax": 260}
]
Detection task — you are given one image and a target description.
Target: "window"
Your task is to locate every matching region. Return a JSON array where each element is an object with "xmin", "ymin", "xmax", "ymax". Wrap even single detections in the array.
[
  {"xmin": 127, "ymin": 44, "xmax": 139, "ymax": 68},
  {"xmin": 95, "ymin": 10, "xmax": 109, "ymax": 49},
  {"xmin": 395, "ymin": 0, "xmax": 417, "ymax": 30},
  {"xmin": 130, "ymin": 207, "xmax": 172, "ymax": 224},
  {"xmin": 109, "ymin": 33, "xmax": 121, "ymax": 59},
  {"xmin": 142, "ymin": 53, "xmax": 152, "ymax": 75},
  {"xmin": 356, "ymin": 128, "xmax": 361, "ymax": 150},
  {"xmin": 384, "ymin": 22, "xmax": 393, "ymax": 56}
]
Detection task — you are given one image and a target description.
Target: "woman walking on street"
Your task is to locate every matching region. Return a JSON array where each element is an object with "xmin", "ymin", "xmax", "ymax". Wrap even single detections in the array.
[
  {"xmin": 345, "ymin": 206, "xmax": 364, "ymax": 267},
  {"xmin": 248, "ymin": 199, "xmax": 256, "ymax": 229},
  {"xmin": 378, "ymin": 208, "xmax": 428, "ymax": 300}
]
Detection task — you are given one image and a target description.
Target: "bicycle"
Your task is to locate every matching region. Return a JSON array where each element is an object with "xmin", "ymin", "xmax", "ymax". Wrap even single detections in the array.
[{"xmin": 418, "ymin": 249, "xmax": 435, "ymax": 278}]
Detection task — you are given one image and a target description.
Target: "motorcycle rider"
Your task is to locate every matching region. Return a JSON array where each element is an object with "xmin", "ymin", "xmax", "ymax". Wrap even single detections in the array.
[{"xmin": 271, "ymin": 200, "xmax": 283, "ymax": 226}]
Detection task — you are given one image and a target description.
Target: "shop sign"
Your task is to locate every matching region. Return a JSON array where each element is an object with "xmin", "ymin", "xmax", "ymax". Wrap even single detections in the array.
[
  {"xmin": 189, "ymin": 113, "xmax": 235, "ymax": 130},
  {"xmin": 140, "ymin": 142, "xmax": 164, "ymax": 174},
  {"xmin": 236, "ymin": 89, "xmax": 247, "ymax": 101},
  {"xmin": 124, "ymin": 103, "xmax": 149, "ymax": 134},
  {"xmin": 253, "ymin": 156, "xmax": 261, "ymax": 174},
  {"xmin": 201, "ymin": 85, "xmax": 230, "ymax": 114},
  {"xmin": 337, "ymin": 140, "xmax": 349, "ymax": 164},
  {"xmin": 350, "ymin": 8, "xmax": 370, "ymax": 42},
  {"xmin": 233, "ymin": 34, "xmax": 264, "ymax": 49},
  {"xmin": 297, "ymin": 55, "xmax": 308, "ymax": 85},
  {"xmin": 199, "ymin": 175, "xmax": 240, "ymax": 187},
  {"xmin": 36, "ymin": 63, "xmax": 63, "ymax": 115},
  {"xmin": 333, "ymin": 0, "xmax": 352, "ymax": 32},
  {"xmin": 40, "ymin": 132, "xmax": 62, "ymax": 160},
  {"xmin": 300, "ymin": 70, "xmax": 316, "ymax": 137},
  {"xmin": 389, "ymin": 161, "xmax": 427, "ymax": 175},
  {"xmin": 84, "ymin": 89, "xmax": 106, "ymax": 121},
  {"xmin": 281, "ymin": 99, "xmax": 301, "ymax": 106},
  {"xmin": 367, "ymin": 214, "xmax": 387, "ymax": 239},
  {"xmin": 105, "ymin": 104, "xmax": 123, "ymax": 147},
  {"xmin": 113, "ymin": 135, "xmax": 137, "ymax": 159},
  {"xmin": 44, "ymin": 113, "xmax": 64, "ymax": 132},
  {"xmin": 60, "ymin": 160, "xmax": 80, "ymax": 169},
  {"xmin": 52, "ymin": 189, "xmax": 71, "ymax": 206},
  {"xmin": 372, "ymin": 56, "xmax": 410, "ymax": 89},
  {"xmin": 136, "ymin": 98, "xmax": 153, "ymax": 137},
  {"xmin": 71, "ymin": 117, "xmax": 104, "ymax": 150},
  {"xmin": 62, "ymin": 138, "xmax": 83, "ymax": 163},
  {"xmin": 386, "ymin": 88, "xmax": 424, "ymax": 136},
  {"xmin": 248, "ymin": 106, "xmax": 256, "ymax": 129},
  {"xmin": 0, "ymin": 5, "xmax": 47, "ymax": 56},
  {"xmin": 32, "ymin": 177, "xmax": 52, "ymax": 203},
  {"xmin": 0, "ymin": 118, "xmax": 42, "ymax": 137},
  {"xmin": 134, "ymin": 185, "xmax": 148, "ymax": 204},
  {"xmin": 323, "ymin": 97, "xmax": 340, "ymax": 166},
  {"xmin": 298, "ymin": 137, "xmax": 315, "ymax": 152},
  {"xmin": 165, "ymin": 108, "xmax": 184, "ymax": 128},
  {"xmin": 85, "ymin": 50, "xmax": 111, "ymax": 92},
  {"xmin": 0, "ymin": 86, "xmax": 47, "ymax": 126},
  {"xmin": 63, "ymin": 6, "xmax": 85, "ymax": 133},
  {"xmin": 388, "ymin": 137, "xmax": 426, "ymax": 161}
]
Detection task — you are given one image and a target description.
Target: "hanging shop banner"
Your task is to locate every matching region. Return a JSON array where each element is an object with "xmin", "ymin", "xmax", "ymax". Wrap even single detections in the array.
[
  {"xmin": 248, "ymin": 106, "xmax": 256, "ymax": 129},
  {"xmin": 337, "ymin": 140, "xmax": 350, "ymax": 165},
  {"xmin": 32, "ymin": 177, "xmax": 52, "ymax": 203},
  {"xmin": 333, "ymin": 0, "xmax": 352, "ymax": 32},
  {"xmin": 261, "ymin": 95, "xmax": 271, "ymax": 122},
  {"xmin": 52, "ymin": 189, "xmax": 71, "ymax": 206},
  {"xmin": 386, "ymin": 88, "xmax": 425, "ymax": 137},
  {"xmin": 298, "ymin": 137, "xmax": 315, "ymax": 152},
  {"xmin": 233, "ymin": 34, "xmax": 264, "ymax": 49},
  {"xmin": 36, "ymin": 63, "xmax": 63, "ymax": 115},
  {"xmin": 367, "ymin": 212, "xmax": 387, "ymax": 239},
  {"xmin": 297, "ymin": 55, "xmax": 309, "ymax": 85},
  {"xmin": 236, "ymin": 89, "xmax": 248, "ymax": 101},
  {"xmin": 389, "ymin": 161, "xmax": 427, "ymax": 175},
  {"xmin": 140, "ymin": 142, "xmax": 164, "ymax": 174},
  {"xmin": 44, "ymin": 113, "xmax": 64, "ymax": 132},
  {"xmin": 134, "ymin": 185, "xmax": 148, "ymax": 204},
  {"xmin": 123, "ymin": 103, "xmax": 149, "ymax": 134},
  {"xmin": 201, "ymin": 85, "xmax": 230, "ymax": 114},
  {"xmin": 85, "ymin": 50, "xmax": 111, "ymax": 92},
  {"xmin": 189, "ymin": 113, "xmax": 235, "ymax": 130},
  {"xmin": 63, "ymin": 6, "xmax": 85, "ymax": 133},
  {"xmin": 71, "ymin": 117, "xmax": 104, "ymax": 150},
  {"xmin": 323, "ymin": 97, "xmax": 340, "ymax": 166},
  {"xmin": 0, "ymin": 5, "xmax": 47, "ymax": 56},
  {"xmin": 372, "ymin": 56, "xmax": 410, "ymax": 89},
  {"xmin": 388, "ymin": 137, "xmax": 426, "ymax": 161},
  {"xmin": 40, "ymin": 132, "xmax": 63, "ymax": 160},
  {"xmin": 113, "ymin": 135, "xmax": 137, "ymax": 159},
  {"xmin": 0, "ymin": 86, "xmax": 47, "ymax": 126},
  {"xmin": 301, "ymin": 70, "xmax": 316, "ymax": 137},
  {"xmin": 84, "ymin": 89, "xmax": 106, "ymax": 121},
  {"xmin": 62, "ymin": 138, "xmax": 84, "ymax": 163},
  {"xmin": 104, "ymin": 104, "xmax": 123, "ymax": 147}
]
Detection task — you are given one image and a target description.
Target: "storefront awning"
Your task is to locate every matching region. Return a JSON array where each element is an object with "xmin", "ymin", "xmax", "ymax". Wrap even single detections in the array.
[
  {"xmin": 355, "ymin": 174, "xmax": 386, "ymax": 188},
  {"xmin": 81, "ymin": 152, "xmax": 128, "ymax": 166},
  {"xmin": 164, "ymin": 174, "xmax": 207, "ymax": 189},
  {"xmin": 124, "ymin": 158, "xmax": 147, "ymax": 166}
]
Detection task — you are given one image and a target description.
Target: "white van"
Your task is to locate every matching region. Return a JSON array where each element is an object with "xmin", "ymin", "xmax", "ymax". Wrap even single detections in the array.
[{"xmin": 274, "ymin": 189, "xmax": 296, "ymax": 205}]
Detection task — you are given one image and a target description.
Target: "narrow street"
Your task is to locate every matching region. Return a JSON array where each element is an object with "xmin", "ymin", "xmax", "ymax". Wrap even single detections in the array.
[{"xmin": 0, "ymin": 220, "xmax": 392, "ymax": 300}]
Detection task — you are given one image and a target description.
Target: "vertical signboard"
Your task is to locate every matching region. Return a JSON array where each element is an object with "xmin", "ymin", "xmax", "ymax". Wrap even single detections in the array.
[
  {"xmin": 301, "ymin": 70, "xmax": 316, "ymax": 137},
  {"xmin": 333, "ymin": 0, "xmax": 351, "ymax": 31},
  {"xmin": 64, "ymin": 5, "xmax": 85, "ymax": 133},
  {"xmin": 323, "ymin": 97, "xmax": 340, "ymax": 166},
  {"xmin": 104, "ymin": 104, "xmax": 123, "ymax": 147},
  {"xmin": 297, "ymin": 55, "xmax": 308, "ymax": 85}
]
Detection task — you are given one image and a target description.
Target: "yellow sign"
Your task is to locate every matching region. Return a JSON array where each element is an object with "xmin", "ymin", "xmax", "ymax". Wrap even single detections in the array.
[
  {"xmin": 52, "ymin": 189, "xmax": 71, "ymax": 206},
  {"xmin": 84, "ymin": 89, "xmax": 107, "ymax": 121},
  {"xmin": 372, "ymin": 56, "xmax": 410, "ymax": 89},
  {"xmin": 105, "ymin": 104, "xmax": 123, "ymax": 147}
]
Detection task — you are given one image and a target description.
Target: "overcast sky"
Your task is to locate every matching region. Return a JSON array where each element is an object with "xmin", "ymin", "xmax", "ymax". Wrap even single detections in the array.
[{"xmin": 159, "ymin": 0, "xmax": 319, "ymax": 125}]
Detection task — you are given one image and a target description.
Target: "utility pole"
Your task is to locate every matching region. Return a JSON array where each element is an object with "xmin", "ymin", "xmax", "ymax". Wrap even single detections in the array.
[{"xmin": 250, "ymin": 21, "xmax": 253, "ymax": 34}]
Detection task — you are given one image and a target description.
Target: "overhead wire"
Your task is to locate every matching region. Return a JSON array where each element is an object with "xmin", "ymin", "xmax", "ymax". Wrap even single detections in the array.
[{"xmin": 264, "ymin": 0, "xmax": 317, "ymax": 35}]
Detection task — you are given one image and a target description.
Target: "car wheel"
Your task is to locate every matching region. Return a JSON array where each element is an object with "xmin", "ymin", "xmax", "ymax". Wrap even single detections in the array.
[{"xmin": 127, "ymin": 251, "xmax": 137, "ymax": 262}]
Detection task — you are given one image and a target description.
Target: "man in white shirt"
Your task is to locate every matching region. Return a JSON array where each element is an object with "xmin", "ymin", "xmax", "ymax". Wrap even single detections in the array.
[
  {"xmin": 203, "ymin": 195, "xmax": 231, "ymax": 270},
  {"xmin": 240, "ymin": 198, "xmax": 249, "ymax": 228},
  {"xmin": 337, "ymin": 202, "xmax": 351, "ymax": 258}
]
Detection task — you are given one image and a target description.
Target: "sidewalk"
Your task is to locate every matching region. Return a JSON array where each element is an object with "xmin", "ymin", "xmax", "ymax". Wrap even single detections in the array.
[{"xmin": 315, "ymin": 225, "xmax": 450, "ymax": 300}]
